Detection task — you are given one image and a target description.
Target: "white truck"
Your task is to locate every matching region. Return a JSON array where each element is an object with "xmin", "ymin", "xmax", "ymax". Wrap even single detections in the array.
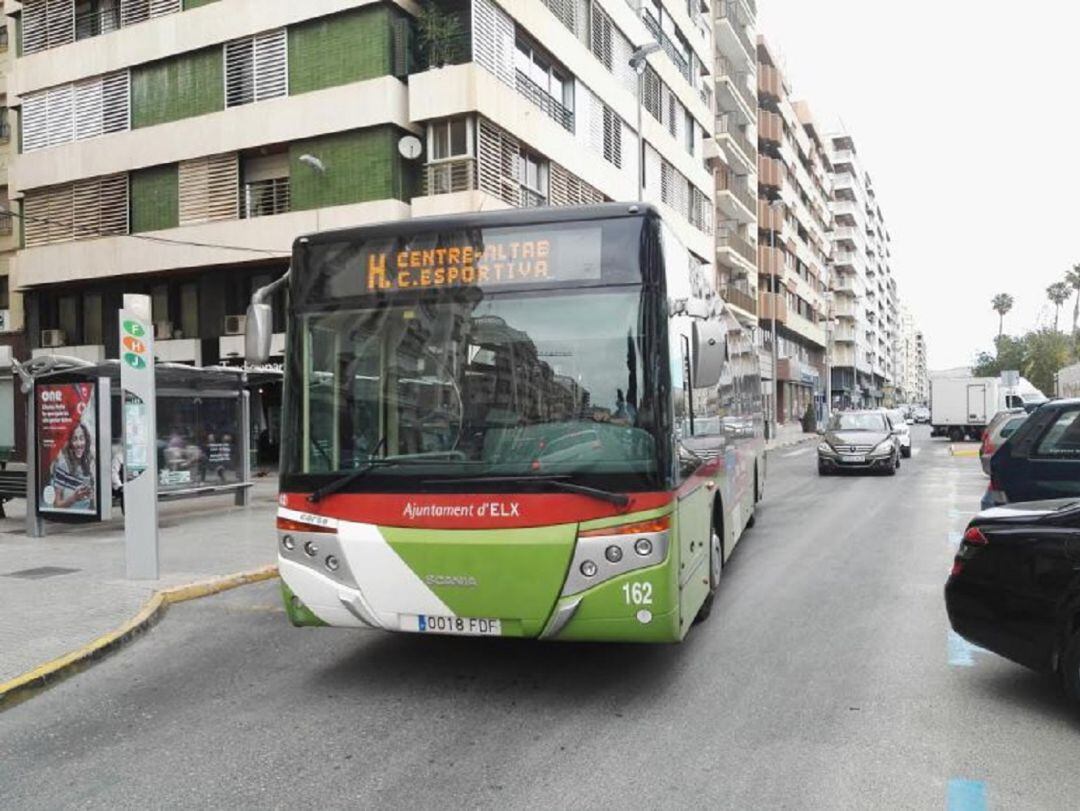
[{"xmin": 929, "ymin": 375, "xmax": 1046, "ymax": 441}]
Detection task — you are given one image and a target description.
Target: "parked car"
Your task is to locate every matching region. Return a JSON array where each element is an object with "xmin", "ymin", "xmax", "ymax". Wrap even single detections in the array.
[
  {"xmin": 912, "ymin": 406, "xmax": 930, "ymax": 424},
  {"xmin": 945, "ymin": 498, "xmax": 1080, "ymax": 705},
  {"xmin": 818, "ymin": 410, "xmax": 901, "ymax": 475},
  {"xmin": 979, "ymin": 408, "xmax": 1028, "ymax": 475},
  {"xmin": 885, "ymin": 409, "xmax": 912, "ymax": 458},
  {"xmin": 987, "ymin": 399, "xmax": 1080, "ymax": 505}
]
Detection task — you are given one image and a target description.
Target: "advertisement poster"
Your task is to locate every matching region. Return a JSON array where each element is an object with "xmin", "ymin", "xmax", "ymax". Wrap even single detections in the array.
[
  {"xmin": 156, "ymin": 396, "xmax": 241, "ymax": 492},
  {"xmin": 37, "ymin": 381, "xmax": 99, "ymax": 518}
]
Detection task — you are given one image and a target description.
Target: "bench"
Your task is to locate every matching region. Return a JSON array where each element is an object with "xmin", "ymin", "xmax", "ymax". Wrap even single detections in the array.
[{"xmin": 0, "ymin": 467, "xmax": 27, "ymax": 518}]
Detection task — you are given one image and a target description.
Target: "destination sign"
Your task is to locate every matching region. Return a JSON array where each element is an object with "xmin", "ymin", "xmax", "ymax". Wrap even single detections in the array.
[{"xmin": 361, "ymin": 226, "xmax": 602, "ymax": 293}]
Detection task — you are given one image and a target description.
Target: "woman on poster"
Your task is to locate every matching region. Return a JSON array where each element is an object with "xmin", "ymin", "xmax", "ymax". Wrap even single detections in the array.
[{"xmin": 49, "ymin": 422, "xmax": 97, "ymax": 511}]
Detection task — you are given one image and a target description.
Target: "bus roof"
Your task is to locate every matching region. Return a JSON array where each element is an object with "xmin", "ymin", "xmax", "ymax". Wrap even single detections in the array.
[{"xmin": 292, "ymin": 202, "xmax": 659, "ymax": 251}]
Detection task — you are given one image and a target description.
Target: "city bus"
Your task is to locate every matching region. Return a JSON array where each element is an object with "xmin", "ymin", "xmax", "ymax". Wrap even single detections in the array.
[{"xmin": 249, "ymin": 203, "xmax": 766, "ymax": 642}]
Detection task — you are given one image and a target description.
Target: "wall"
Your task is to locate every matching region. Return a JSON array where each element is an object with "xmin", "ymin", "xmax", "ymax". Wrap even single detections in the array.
[{"xmin": 131, "ymin": 47, "xmax": 225, "ymax": 129}]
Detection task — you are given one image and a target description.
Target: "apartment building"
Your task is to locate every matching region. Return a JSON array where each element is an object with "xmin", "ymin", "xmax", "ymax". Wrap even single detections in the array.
[
  {"xmin": 8, "ymin": 0, "xmax": 717, "ymax": 372},
  {"xmin": 713, "ymin": 0, "xmax": 756, "ymax": 326},
  {"xmin": 756, "ymin": 38, "xmax": 830, "ymax": 426},
  {"xmin": 826, "ymin": 131, "xmax": 898, "ymax": 408},
  {"xmin": 0, "ymin": 14, "xmax": 16, "ymax": 354},
  {"xmin": 896, "ymin": 305, "xmax": 928, "ymax": 404}
]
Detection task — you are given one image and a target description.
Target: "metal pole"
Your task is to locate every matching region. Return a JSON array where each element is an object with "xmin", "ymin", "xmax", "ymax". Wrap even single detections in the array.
[
  {"xmin": 770, "ymin": 222, "xmax": 779, "ymax": 435},
  {"xmin": 637, "ymin": 70, "xmax": 644, "ymax": 202}
]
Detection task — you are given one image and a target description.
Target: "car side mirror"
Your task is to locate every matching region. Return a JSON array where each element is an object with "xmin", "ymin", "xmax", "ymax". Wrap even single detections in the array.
[{"xmin": 691, "ymin": 319, "xmax": 727, "ymax": 390}]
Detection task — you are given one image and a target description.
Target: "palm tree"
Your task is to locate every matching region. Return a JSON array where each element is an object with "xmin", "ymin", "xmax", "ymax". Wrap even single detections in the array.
[
  {"xmin": 1047, "ymin": 281, "xmax": 1071, "ymax": 331},
  {"xmin": 991, "ymin": 293, "xmax": 1014, "ymax": 340},
  {"xmin": 1067, "ymin": 264, "xmax": 1080, "ymax": 336}
]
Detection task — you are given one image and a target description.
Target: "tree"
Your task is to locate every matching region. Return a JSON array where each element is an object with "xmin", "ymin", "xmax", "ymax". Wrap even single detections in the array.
[
  {"xmin": 416, "ymin": 1, "xmax": 464, "ymax": 69},
  {"xmin": 1023, "ymin": 328, "xmax": 1074, "ymax": 396},
  {"xmin": 1067, "ymin": 265, "xmax": 1080, "ymax": 336},
  {"xmin": 1048, "ymin": 282, "xmax": 1071, "ymax": 331},
  {"xmin": 991, "ymin": 293, "xmax": 1014, "ymax": 341}
]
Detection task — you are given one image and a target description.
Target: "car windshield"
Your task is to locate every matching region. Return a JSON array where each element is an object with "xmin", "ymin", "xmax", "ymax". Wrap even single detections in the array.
[
  {"xmin": 887, "ymin": 410, "xmax": 905, "ymax": 424},
  {"xmin": 830, "ymin": 413, "xmax": 888, "ymax": 432}
]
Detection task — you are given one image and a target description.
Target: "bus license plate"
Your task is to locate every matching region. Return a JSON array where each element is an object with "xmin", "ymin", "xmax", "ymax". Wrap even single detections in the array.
[
  {"xmin": 842, "ymin": 454, "xmax": 866, "ymax": 463},
  {"xmin": 411, "ymin": 614, "xmax": 502, "ymax": 636}
]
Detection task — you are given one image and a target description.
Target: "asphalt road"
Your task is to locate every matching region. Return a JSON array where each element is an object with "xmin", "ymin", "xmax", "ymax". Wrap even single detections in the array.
[{"xmin": 4, "ymin": 427, "xmax": 1079, "ymax": 809}]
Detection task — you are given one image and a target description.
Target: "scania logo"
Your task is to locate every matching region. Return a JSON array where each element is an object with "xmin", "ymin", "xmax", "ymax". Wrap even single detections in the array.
[{"xmin": 425, "ymin": 574, "xmax": 478, "ymax": 587}]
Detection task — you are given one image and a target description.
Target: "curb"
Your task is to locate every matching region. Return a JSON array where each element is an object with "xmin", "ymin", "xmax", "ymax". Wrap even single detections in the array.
[
  {"xmin": 0, "ymin": 564, "xmax": 278, "ymax": 711},
  {"xmin": 767, "ymin": 435, "xmax": 818, "ymax": 453},
  {"xmin": 949, "ymin": 445, "xmax": 980, "ymax": 458}
]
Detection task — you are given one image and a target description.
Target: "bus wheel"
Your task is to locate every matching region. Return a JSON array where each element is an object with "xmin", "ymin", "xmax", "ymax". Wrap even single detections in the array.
[
  {"xmin": 746, "ymin": 466, "xmax": 759, "ymax": 528},
  {"xmin": 695, "ymin": 519, "xmax": 723, "ymax": 624}
]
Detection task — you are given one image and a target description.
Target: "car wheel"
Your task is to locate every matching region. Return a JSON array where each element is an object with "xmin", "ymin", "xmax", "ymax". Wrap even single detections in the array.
[
  {"xmin": 948, "ymin": 427, "xmax": 965, "ymax": 443},
  {"xmin": 901, "ymin": 445, "xmax": 911, "ymax": 459},
  {"xmin": 694, "ymin": 521, "xmax": 723, "ymax": 624},
  {"xmin": 1061, "ymin": 627, "xmax": 1080, "ymax": 706},
  {"xmin": 818, "ymin": 462, "xmax": 830, "ymax": 476},
  {"xmin": 886, "ymin": 454, "xmax": 898, "ymax": 476}
]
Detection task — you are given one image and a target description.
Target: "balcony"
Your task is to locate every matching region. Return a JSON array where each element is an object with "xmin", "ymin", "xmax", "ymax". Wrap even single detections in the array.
[
  {"xmin": 758, "ymin": 244, "xmax": 785, "ymax": 276},
  {"xmin": 758, "ymin": 199, "xmax": 785, "ymax": 231},
  {"xmin": 721, "ymin": 284, "xmax": 757, "ymax": 317},
  {"xmin": 515, "ymin": 70, "xmax": 574, "ymax": 133},
  {"xmin": 643, "ymin": 10, "xmax": 692, "ymax": 83},
  {"xmin": 424, "ymin": 158, "xmax": 478, "ymax": 195},
  {"xmin": 834, "ymin": 300, "xmax": 858, "ymax": 319},
  {"xmin": 716, "ymin": 0, "xmax": 755, "ymax": 58},
  {"xmin": 832, "ymin": 275, "xmax": 861, "ymax": 295},
  {"xmin": 832, "ymin": 324, "xmax": 857, "ymax": 343},
  {"xmin": 715, "ymin": 54, "xmax": 756, "ymax": 118},
  {"xmin": 758, "ymin": 292, "xmax": 788, "ymax": 324},
  {"xmin": 716, "ymin": 115, "xmax": 756, "ymax": 166},
  {"xmin": 717, "ymin": 231, "xmax": 756, "ymax": 266},
  {"xmin": 241, "ymin": 178, "xmax": 290, "ymax": 219},
  {"xmin": 75, "ymin": 6, "xmax": 122, "ymax": 41},
  {"xmin": 758, "ymin": 155, "xmax": 783, "ymax": 188},
  {"xmin": 758, "ymin": 63, "xmax": 782, "ymax": 99},
  {"xmin": 716, "ymin": 169, "xmax": 755, "ymax": 221}
]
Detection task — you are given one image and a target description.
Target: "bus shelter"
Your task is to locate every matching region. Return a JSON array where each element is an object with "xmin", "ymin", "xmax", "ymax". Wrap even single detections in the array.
[{"xmin": 24, "ymin": 359, "xmax": 252, "ymax": 536}]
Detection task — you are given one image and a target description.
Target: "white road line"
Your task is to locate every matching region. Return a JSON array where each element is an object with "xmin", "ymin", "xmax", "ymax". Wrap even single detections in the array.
[
  {"xmin": 911, "ymin": 447, "xmax": 921, "ymax": 457},
  {"xmin": 782, "ymin": 448, "xmax": 811, "ymax": 458}
]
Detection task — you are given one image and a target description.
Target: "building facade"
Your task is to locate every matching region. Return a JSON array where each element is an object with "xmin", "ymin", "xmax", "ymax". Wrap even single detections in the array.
[
  {"xmin": 756, "ymin": 38, "xmax": 830, "ymax": 426},
  {"xmin": 713, "ymin": 0, "xmax": 756, "ymax": 327},
  {"xmin": 826, "ymin": 131, "xmax": 898, "ymax": 409},
  {"xmin": 896, "ymin": 304, "xmax": 928, "ymax": 404},
  {"xmin": 0, "ymin": 13, "xmax": 17, "ymax": 348},
  {"xmin": 8, "ymin": 0, "xmax": 717, "ymax": 377}
]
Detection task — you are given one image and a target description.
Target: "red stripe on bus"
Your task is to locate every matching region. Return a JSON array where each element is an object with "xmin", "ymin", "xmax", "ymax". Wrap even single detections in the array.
[{"xmin": 279, "ymin": 491, "xmax": 674, "ymax": 530}]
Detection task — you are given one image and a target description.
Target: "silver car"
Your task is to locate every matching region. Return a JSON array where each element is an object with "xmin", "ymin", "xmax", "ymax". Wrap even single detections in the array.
[{"xmin": 885, "ymin": 409, "xmax": 912, "ymax": 458}]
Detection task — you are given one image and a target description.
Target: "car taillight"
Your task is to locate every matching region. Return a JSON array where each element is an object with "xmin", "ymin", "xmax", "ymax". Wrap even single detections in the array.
[
  {"xmin": 988, "ymin": 477, "xmax": 1008, "ymax": 505},
  {"xmin": 962, "ymin": 526, "xmax": 989, "ymax": 546},
  {"xmin": 981, "ymin": 433, "xmax": 993, "ymax": 455}
]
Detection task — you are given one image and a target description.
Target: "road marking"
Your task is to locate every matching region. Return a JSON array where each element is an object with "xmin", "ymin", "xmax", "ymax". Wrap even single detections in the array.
[
  {"xmin": 947, "ymin": 779, "xmax": 987, "ymax": 811},
  {"xmin": 948, "ymin": 630, "xmax": 987, "ymax": 667},
  {"xmin": 911, "ymin": 447, "xmax": 921, "ymax": 457},
  {"xmin": 949, "ymin": 531, "xmax": 963, "ymax": 548},
  {"xmin": 782, "ymin": 448, "xmax": 811, "ymax": 458}
]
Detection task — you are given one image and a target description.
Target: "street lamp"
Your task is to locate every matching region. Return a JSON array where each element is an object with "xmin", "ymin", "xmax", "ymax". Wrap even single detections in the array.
[
  {"xmin": 629, "ymin": 43, "xmax": 661, "ymax": 202},
  {"xmin": 299, "ymin": 153, "xmax": 327, "ymax": 232},
  {"xmin": 767, "ymin": 196, "xmax": 784, "ymax": 439}
]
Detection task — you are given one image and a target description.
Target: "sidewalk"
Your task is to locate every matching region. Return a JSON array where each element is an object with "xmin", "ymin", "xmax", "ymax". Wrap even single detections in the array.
[
  {"xmin": 0, "ymin": 477, "xmax": 279, "ymax": 685},
  {"xmin": 766, "ymin": 421, "xmax": 819, "ymax": 452}
]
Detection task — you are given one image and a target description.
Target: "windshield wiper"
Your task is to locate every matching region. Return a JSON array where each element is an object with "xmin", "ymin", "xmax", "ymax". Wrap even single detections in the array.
[
  {"xmin": 307, "ymin": 447, "xmax": 467, "ymax": 503},
  {"xmin": 421, "ymin": 475, "xmax": 630, "ymax": 508}
]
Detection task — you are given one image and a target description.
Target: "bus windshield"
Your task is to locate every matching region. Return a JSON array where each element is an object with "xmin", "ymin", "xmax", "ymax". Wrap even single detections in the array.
[{"xmin": 284, "ymin": 287, "xmax": 660, "ymax": 490}]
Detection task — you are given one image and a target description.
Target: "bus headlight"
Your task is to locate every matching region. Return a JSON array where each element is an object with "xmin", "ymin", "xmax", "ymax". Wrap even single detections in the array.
[
  {"xmin": 580, "ymin": 560, "xmax": 598, "ymax": 578},
  {"xmin": 281, "ymin": 534, "xmax": 295, "ymax": 551},
  {"xmin": 325, "ymin": 554, "xmax": 340, "ymax": 572},
  {"xmin": 563, "ymin": 516, "xmax": 671, "ymax": 596},
  {"xmin": 605, "ymin": 545, "xmax": 623, "ymax": 563},
  {"xmin": 303, "ymin": 540, "xmax": 319, "ymax": 557},
  {"xmin": 634, "ymin": 537, "xmax": 653, "ymax": 556}
]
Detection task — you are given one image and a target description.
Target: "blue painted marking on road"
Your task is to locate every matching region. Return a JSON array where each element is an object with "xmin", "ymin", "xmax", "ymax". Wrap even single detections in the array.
[
  {"xmin": 948, "ymin": 630, "xmax": 975, "ymax": 667},
  {"xmin": 947, "ymin": 779, "xmax": 987, "ymax": 811},
  {"xmin": 949, "ymin": 531, "xmax": 963, "ymax": 548}
]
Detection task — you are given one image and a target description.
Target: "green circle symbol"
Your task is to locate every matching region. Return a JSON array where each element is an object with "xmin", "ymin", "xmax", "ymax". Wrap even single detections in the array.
[
  {"xmin": 124, "ymin": 352, "xmax": 146, "ymax": 370},
  {"xmin": 123, "ymin": 320, "xmax": 146, "ymax": 338}
]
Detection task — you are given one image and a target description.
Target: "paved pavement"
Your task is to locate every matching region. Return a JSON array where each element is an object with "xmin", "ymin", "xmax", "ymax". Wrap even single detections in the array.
[
  {"xmin": 4, "ymin": 427, "xmax": 1077, "ymax": 808},
  {"xmin": 0, "ymin": 477, "xmax": 278, "ymax": 683}
]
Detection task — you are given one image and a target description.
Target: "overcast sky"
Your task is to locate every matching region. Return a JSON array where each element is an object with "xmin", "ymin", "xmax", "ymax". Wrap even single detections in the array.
[{"xmin": 757, "ymin": 0, "xmax": 1080, "ymax": 371}]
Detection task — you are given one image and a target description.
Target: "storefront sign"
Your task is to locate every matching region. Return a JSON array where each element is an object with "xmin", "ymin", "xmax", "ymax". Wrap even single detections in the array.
[{"xmin": 35, "ymin": 381, "xmax": 100, "ymax": 519}]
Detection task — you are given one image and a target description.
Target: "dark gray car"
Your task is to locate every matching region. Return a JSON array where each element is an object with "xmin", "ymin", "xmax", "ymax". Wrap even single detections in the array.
[{"xmin": 818, "ymin": 411, "xmax": 901, "ymax": 475}]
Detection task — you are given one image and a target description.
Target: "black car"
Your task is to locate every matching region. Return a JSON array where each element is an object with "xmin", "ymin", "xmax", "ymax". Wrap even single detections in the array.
[
  {"xmin": 817, "ymin": 410, "xmax": 901, "ymax": 475},
  {"xmin": 987, "ymin": 398, "xmax": 1080, "ymax": 505},
  {"xmin": 945, "ymin": 499, "xmax": 1080, "ymax": 704}
]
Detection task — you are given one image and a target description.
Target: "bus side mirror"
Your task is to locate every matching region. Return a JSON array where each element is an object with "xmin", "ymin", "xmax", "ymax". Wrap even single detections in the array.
[
  {"xmin": 692, "ymin": 319, "xmax": 726, "ymax": 390},
  {"xmin": 245, "ymin": 302, "xmax": 273, "ymax": 365}
]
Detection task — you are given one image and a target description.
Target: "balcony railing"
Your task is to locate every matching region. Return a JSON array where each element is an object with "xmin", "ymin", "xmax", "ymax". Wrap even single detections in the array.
[
  {"xmin": 520, "ymin": 188, "xmax": 548, "ymax": 208},
  {"xmin": 716, "ymin": 0, "xmax": 755, "ymax": 57},
  {"xmin": 242, "ymin": 178, "xmax": 291, "ymax": 219},
  {"xmin": 76, "ymin": 6, "xmax": 122, "ymax": 41},
  {"xmin": 715, "ymin": 53, "xmax": 756, "ymax": 116},
  {"xmin": 424, "ymin": 158, "xmax": 478, "ymax": 195},
  {"xmin": 643, "ymin": 10, "xmax": 691, "ymax": 83},
  {"xmin": 515, "ymin": 70, "xmax": 574, "ymax": 133},
  {"xmin": 717, "ymin": 116, "xmax": 756, "ymax": 161},
  {"xmin": 717, "ymin": 232, "xmax": 756, "ymax": 266},
  {"xmin": 717, "ymin": 173, "xmax": 755, "ymax": 213},
  {"xmin": 721, "ymin": 284, "xmax": 757, "ymax": 315}
]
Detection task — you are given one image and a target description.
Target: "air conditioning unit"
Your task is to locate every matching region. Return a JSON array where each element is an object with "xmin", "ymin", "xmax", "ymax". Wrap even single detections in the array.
[
  {"xmin": 224, "ymin": 314, "xmax": 247, "ymax": 336},
  {"xmin": 41, "ymin": 329, "xmax": 66, "ymax": 348},
  {"xmin": 155, "ymin": 321, "xmax": 173, "ymax": 340}
]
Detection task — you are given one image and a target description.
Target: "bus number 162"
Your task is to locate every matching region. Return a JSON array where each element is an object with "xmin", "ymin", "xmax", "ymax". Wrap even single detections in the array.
[{"xmin": 622, "ymin": 581, "xmax": 653, "ymax": 606}]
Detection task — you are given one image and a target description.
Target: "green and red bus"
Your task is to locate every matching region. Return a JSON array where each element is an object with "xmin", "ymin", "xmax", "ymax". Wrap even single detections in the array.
[{"xmin": 253, "ymin": 203, "xmax": 765, "ymax": 642}]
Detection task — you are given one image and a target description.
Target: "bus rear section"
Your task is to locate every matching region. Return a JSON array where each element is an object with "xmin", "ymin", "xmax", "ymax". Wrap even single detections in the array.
[{"xmin": 272, "ymin": 204, "xmax": 762, "ymax": 642}]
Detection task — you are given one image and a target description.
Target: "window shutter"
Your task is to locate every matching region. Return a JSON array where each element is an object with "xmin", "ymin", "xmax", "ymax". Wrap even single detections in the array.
[
  {"xmin": 549, "ymin": 162, "xmax": 604, "ymax": 207},
  {"xmin": 580, "ymin": 86, "xmax": 604, "ymax": 157},
  {"xmin": 643, "ymin": 67, "xmax": 661, "ymax": 121},
  {"xmin": 602, "ymin": 106, "xmax": 621, "ymax": 168},
  {"xmin": 225, "ymin": 38, "xmax": 255, "ymax": 108},
  {"xmin": 22, "ymin": 0, "xmax": 48, "ymax": 55},
  {"xmin": 179, "ymin": 153, "xmax": 238, "ymax": 225},
  {"xmin": 471, "ymin": 0, "xmax": 514, "ymax": 89},
  {"xmin": 611, "ymin": 24, "xmax": 636, "ymax": 92},
  {"xmin": 477, "ymin": 118, "xmax": 519, "ymax": 207},
  {"xmin": 25, "ymin": 184, "xmax": 75, "ymax": 247},
  {"xmin": 45, "ymin": 0, "xmax": 74, "ymax": 49},
  {"xmin": 121, "ymin": 0, "xmax": 150, "ymax": 26},
  {"xmin": 102, "ymin": 71, "xmax": 130, "ymax": 133},
  {"xmin": 590, "ymin": 4, "xmax": 613, "ymax": 70},
  {"xmin": 21, "ymin": 92, "xmax": 49, "ymax": 152},
  {"xmin": 46, "ymin": 85, "xmax": 74, "ymax": 147},
  {"xmin": 75, "ymin": 77, "xmax": 104, "ymax": 140},
  {"xmin": 149, "ymin": 0, "xmax": 182, "ymax": 17},
  {"xmin": 253, "ymin": 29, "xmax": 287, "ymax": 101}
]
